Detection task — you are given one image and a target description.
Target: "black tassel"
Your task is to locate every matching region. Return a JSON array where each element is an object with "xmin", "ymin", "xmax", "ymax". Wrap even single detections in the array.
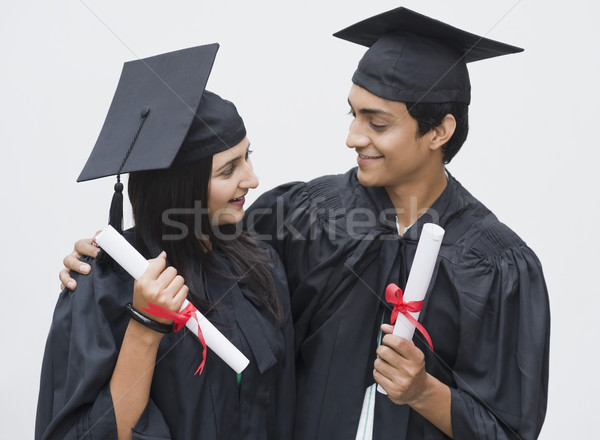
[
  {"xmin": 107, "ymin": 107, "xmax": 149, "ymax": 236},
  {"xmin": 109, "ymin": 178, "xmax": 124, "ymax": 234}
]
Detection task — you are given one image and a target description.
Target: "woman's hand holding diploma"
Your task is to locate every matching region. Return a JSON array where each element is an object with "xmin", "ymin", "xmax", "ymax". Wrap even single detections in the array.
[
  {"xmin": 133, "ymin": 252, "xmax": 188, "ymax": 325},
  {"xmin": 111, "ymin": 251, "xmax": 189, "ymax": 440}
]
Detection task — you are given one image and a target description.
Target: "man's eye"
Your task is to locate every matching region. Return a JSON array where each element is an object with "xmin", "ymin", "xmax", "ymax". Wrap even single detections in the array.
[{"xmin": 370, "ymin": 122, "xmax": 386, "ymax": 130}]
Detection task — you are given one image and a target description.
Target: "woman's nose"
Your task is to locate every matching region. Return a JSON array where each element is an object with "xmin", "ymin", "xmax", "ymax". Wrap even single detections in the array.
[{"xmin": 241, "ymin": 160, "xmax": 259, "ymax": 189}]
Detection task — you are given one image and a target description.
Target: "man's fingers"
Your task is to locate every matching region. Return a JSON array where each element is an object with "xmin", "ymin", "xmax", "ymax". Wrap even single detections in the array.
[
  {"xmin": 74, "ymin": 238, "xmax": 100, "ymax": 259},
  {"xmin": 373, "ymin": 367, "xmax": 395, "ymax": 393},
  {"xmin": 374, "ymin": 356, "xmax": 399, "ymax": 379},
  {"xmin": 377, "ymin": 342, "xmax": 406, "ymax": 366},
  {"xmin": 59, "ymin": 235, "xmax": 99, "ymax": 287},
  {"xmin": 59, "ymin": 268, "xmax": 77, "ymax": 291},
  {"xmin": 381, "ymin": 323, "xmax": 394, "ymax": 334},
  {"xmin": 380, "ymin": 334, "xmax": 419, "ymax": 359},
  {"xmin": 63, "ymin": 252, "xmax": 91, "ymax": 274}
]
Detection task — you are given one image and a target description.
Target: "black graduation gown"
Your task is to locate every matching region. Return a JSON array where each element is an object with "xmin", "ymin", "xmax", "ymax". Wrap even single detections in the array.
[
  {"xmin": 35, "ymin": 232, "xmax": 295, "ymax": 440},
  {"xmin": 245, "ymin": 168, "xmax": 550, "ymax": 440}
]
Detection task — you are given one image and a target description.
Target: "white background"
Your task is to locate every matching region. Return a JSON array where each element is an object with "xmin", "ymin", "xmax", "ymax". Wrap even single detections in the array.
[{"xmin": 1, "ymin": 0, "xmax": 598, "ymax": 438}]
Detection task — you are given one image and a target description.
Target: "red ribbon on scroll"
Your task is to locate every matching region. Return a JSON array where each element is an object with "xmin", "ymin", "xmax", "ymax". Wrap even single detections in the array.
[
  {"xmin": 385, "ymin": 283, "xmax": 433, "ymax": 351},
  {"xmin": 142, "ymin": 302, "xmax": 207, "ymax": 375}
]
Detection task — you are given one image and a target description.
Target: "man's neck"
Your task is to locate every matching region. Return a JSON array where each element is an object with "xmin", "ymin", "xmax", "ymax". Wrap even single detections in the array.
[{"xmin": 385, "ymin": 167, "xmax": 448, "ymax": 233}]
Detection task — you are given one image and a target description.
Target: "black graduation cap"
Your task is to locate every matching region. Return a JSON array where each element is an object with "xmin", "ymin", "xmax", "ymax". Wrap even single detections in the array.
[
  {"xmin": 78, "ymin": 43, "xmax": 246, "ymax": 233},
  {"xmin": 333, "ymin": 7, "xmax": 524, "ymax": 104}
]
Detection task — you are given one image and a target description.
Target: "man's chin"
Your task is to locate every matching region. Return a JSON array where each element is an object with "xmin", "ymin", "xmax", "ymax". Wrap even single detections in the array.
[{"xmin": 356, "ymin": 169, "xmax": 381, "ymax": 187}]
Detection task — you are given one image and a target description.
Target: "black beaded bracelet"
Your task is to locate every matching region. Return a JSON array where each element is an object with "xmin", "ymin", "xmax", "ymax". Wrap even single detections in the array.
[{"xmin": 126, "ymin": 303, "xmax": 174, "ymax": 334}]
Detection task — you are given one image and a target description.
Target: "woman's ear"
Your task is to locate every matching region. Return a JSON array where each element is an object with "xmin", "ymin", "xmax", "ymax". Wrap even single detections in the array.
[{"xmin": 430, "ymin": 114, "xmax": 456, "ymax": 151}]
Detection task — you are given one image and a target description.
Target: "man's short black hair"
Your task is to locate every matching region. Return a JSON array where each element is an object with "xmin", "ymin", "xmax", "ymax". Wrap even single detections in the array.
[{"xmin": 405, "ymin": 102, "xmax": 469, "ymax": 163}]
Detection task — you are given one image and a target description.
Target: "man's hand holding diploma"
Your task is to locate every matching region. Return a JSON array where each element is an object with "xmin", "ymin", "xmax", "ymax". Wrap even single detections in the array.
[
  {"xmin": 374, "ymin": 324, "xmax": 453, "ymax": 438},
  {"xmin": 374, "ymin": 323, "xmax": 427, "ymax": 406},
  {"xmin": 370, "ymin": 223, "xmax": 453, "ymax": 438}
]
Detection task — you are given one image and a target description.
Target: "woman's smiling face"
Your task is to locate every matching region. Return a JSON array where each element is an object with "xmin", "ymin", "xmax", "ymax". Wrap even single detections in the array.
[{"xmin": 208, "ymin": 137, "xmax": 258, "ymax": 225}]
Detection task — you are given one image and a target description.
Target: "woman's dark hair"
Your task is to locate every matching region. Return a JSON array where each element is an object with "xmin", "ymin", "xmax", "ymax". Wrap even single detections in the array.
[
  {"xmin": 128, "ymin": 156, "xmax": 284, "ymax": 326},
  {"xmin": 405, "ymin": 102, "xmax": 469, "ymax": 164}
]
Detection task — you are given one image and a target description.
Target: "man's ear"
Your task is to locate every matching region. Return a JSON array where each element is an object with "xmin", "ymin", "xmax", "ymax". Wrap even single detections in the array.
[{"xmin": 429, "ymin": 114, "xmax": 456, "ymax": 151}]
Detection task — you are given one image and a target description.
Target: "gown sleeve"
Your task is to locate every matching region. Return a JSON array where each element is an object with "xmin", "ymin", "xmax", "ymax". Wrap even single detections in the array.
[
  {"xmin": 35, "ymin": 259, "xmax": 171, "ymax": 440},
  {"xmin": 245, "ymin": 178, "xmax": 348, "ymax": 294},
  {"xmin": 266, "ymin": 245, "xmax": 297, "ymax": 439},
  {"xmin": 447, "ymin": 225, "xmax": 550, "ymax": 440},
  {"xmin": 245, "ymin": 177, "xmax": 358, "ymax": 358}
]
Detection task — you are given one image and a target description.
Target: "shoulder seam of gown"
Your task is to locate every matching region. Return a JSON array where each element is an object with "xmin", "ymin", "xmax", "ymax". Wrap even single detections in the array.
[
  {"xmin": 302, "ymin": 174, "xmax": 344, "ymax": 214},
  {"xmin": 473, "ymin": 221, "xmax": 525, "ymax": 258}
]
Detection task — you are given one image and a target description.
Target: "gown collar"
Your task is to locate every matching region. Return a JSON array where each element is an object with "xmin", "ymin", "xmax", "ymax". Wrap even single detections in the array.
[
  {"xmin": 204, "ymin": 249, "xmax": 284, "ymax": 375},
  {"xmin": 347, "ymin": 168, "xmax": 472, "ymax": 244}
]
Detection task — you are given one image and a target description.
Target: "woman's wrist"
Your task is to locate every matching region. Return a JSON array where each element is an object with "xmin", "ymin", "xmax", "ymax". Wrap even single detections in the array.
[
  {"xmin": 126, "ymin": 318, "xmax": 166, "ymax": 346},
  {"xmin": 127, "ymin": 302, "xmax": 174, "ymax": 331}
]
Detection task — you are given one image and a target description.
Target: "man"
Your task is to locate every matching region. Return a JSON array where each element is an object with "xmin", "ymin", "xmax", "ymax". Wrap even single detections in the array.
[{"xmin": 60, "ymin": 7, "xmax": 549, "ymax": 439}]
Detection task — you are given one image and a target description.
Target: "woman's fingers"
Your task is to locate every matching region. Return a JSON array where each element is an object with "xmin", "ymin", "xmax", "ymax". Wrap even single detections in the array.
[
  {"xmin": 172, "ymin": 284, "xmax": 189, "ymax": 311},
  {"xmin": 159, "ymin": 274, "xmax": 187, "ymax": 312},
  {"xmin": 140, "ymin": 252, "xmax": 168, "ymax": 281},
  {"xmin": 135, "ymin": 252, "xmax": 188, "ymax": 314},
  {"xmin": 165, "ymin": 274, "xmax": 185, "ymax": 296},
  {"xmin": 156, "ymin": 266, "xmax": 178, "ymax": 290}
]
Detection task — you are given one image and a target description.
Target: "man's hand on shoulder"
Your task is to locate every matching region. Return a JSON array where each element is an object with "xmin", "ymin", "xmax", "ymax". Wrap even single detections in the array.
[{"xmin": 59, "ymin": 232, "xmax": 101, "ymax": 291}]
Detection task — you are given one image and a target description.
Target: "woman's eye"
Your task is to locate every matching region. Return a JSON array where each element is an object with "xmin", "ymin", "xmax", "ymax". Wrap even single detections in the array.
[
  {"xmin": 245, "ymin": 149, "xmax": 253, "ymax": 160},
  {"xmin": 222, "ymin": 165, "xmax": 235, "ymax": 176}
]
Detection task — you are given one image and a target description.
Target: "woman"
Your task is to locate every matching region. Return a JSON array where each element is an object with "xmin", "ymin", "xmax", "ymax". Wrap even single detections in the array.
[{"xmin": 35, "ymin": 45, "xmax": 295, "ymax": 440}]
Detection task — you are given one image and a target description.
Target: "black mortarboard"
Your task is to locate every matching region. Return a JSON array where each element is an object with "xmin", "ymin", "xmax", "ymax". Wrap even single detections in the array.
[
  {"xmin": 333, "ymin": 7, "xmax": 524, "ymax": 104},
  {"xmin": 77, "ymin": 43, "xmax": 246, "ymax": 233}
]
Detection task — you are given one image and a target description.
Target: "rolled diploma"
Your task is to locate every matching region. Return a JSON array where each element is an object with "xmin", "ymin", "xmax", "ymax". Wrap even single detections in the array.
[
  {"xmin": 95, "ymin": 225, "xmax": 250, "ymax": 374},
  {"xmin": 377, "ymin": 222, "xmax": 445, "ymax": 394}
]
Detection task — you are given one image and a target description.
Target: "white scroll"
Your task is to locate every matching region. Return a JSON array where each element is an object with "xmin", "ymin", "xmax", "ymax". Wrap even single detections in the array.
[
  {"xmin": 377, "ymin": 222, "xmax": 445, "ymax": 394},
  {"xmin": 392, "ymin": 223, "xmax": 444, "ymax": 339},
  {"xmin": 95, "ymin": 225, "xmax": 250, "ymax": 374}
]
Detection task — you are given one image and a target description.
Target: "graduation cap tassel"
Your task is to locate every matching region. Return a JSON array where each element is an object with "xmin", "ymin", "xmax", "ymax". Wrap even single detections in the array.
[
  {"xmin": 109, "ymin": 176, "xmax": 124, "ymax": 234},
  {"xmin": 108, "ymin": 106, "xmax": 151, "ymax": 234}
]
